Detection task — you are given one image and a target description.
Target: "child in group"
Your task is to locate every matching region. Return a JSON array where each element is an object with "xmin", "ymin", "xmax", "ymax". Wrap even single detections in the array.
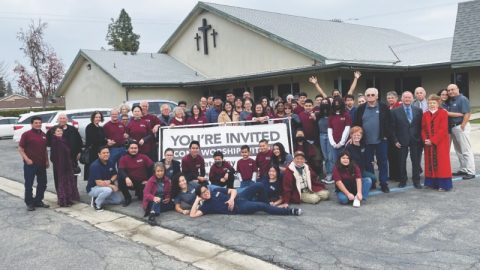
[
  {"xmin": 332, "ymin": 151, "xmax": 372, "ymax": 207},
  {"xmin": 255, "ymin": 139, "xmax": 272, "ymax": 181},
  {"xmin": 236, "ymin": 145, "xmax": 258, "ymax": 188}
]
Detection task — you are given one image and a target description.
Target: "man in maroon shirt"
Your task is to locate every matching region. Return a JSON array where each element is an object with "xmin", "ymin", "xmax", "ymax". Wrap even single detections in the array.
[
  {"xmin": 236, "ymin": 145, "xmax": 257, "ymax": 187},
  {"xmin": 118, "ymin": 141, "xmax": 154, "ymax": 206},
  {"xmin": 103, "ymin": 108, "xmax": 127, "ymax": 165},
  {"xmin": 255, "ymin": 139, "xmax": 272, "ymax": 181},
  {"xmin": 293, "ymin": 92, "xmax": 307, "ymax": 114},
  {"xmin": 298, "ymin": 99, "xmax": 318, "ymax": 142},
  {"xmin": 141, "ymin": 100, "xmax": 161, "ymax": 161},
  {"xmin": 209, "ymin": 151, "xmax": 235, "ymax": 188},
  {"xmin": 18, "ymin": 116, "xmax": 50, "ymax": 211},
  {"xmin": 181, "ymin": 140, "xmax": 207, "ymax": 183}
]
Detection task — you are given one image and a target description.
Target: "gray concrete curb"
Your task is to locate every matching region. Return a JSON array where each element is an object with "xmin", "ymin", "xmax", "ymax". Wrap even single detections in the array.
[{"xmin": 0, "ymin": 176, "xmax": 283, "ymax": 270}]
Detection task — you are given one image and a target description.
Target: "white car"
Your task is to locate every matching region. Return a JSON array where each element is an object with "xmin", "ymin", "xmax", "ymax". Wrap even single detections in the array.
[
  {"xmin": 13, "ymin": 108, "xmax": 112, "ymax": 142},
  {"xmin": 0, "ymin": 117, "xmax": 18, "ymax": 139},
  {"xmin": 13, "ymin": 111, "xmax": 59, "ymax": 142},
  {"xmin": 124, "ymin": 100, "xmax": 177, "ymax": 116}
]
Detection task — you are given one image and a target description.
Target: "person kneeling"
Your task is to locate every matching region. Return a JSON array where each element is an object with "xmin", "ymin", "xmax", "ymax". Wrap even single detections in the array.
[
  {"xmin": 209, "ymin": 151, "xmax": 235, "ymax": 188},
  {"xmin": 143, "ymin": 162, "xmax": 174, "ymax": 226},
  {"xmin": 189, "ymin": 184, "xmax": 302, "ymax": 217},
  {"xmin": 333, "ymin": 151, "xmax": 372, "ymax": 207}
]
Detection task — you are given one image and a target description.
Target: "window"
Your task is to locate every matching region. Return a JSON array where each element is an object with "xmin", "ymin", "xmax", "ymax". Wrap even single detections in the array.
[
  {"xmin": 0, "ymin": 119, "xmax": 8, "ymax": 124},
  {"xmin": 366, "ymin": 78, "xmax": 381, "ymax": 91},
  {"xmin": 232, "ymin": 88, "xmax": 247, "ymax": 98},
  {"xmin": 451, "ymin": 72, "xmax": 469, "ymax": 98},
  {"xmin": 253, "ymin": 85, "xmax": 274, "ymax": 101},
  {"xmin": 394, "ymin": 77, "xmax": 422, "ymax": 93},
  {"xmin": 333, "ymin": 79, "xmax": 352, "ymax": 96},
  {"xmin": 278, "ymin": 83, "xmax": 300, "ymax": 99}
]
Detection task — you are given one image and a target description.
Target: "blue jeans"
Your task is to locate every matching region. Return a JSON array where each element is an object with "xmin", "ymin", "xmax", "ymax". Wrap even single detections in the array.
[
  {"xmin": 238, "ymin": 182, "xmax": 268, "ymax": 202},
  {"xmin": 330, "ymin": 145, "xmax": 345, "ymax": 166},
  {"xmin": 148, "ymin": 200, "xmax": 174, "ymax": 215},
  {"xmin": 362, "ymin": 170, "xmax": 377, "ymax": 186},
  {"xmin": 109, "ymin": 146, "xmax": 126, "ymax": 166},
  {"xmin": 319, "ymin": 133, "xmax": 334, "ymax": 174},
  {"xmin": 88, "ymin": 186, "xmax": 124, "ymax": 207},
  {"xmin": 235, "ymin": 200, "xmax": 290, "ymax": 215},
  {"xmin": 364, "ymin": 140, "xmax": 389, "ymax": 186},
  {"xmin": 240, "ymin": 180, "xmax": 254, "ymax": 188},
  {"xmin": 23, "ymin": 163, "xmax": 47, "ymax": 206},
  {"xmin": 336, "ymin": 177, "xmax": 372, "ymax": 204}
]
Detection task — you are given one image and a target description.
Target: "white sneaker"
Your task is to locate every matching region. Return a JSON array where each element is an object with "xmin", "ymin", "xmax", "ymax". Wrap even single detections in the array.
[{"xmin": 353, "ymin": 197, "xmax": 361, "ymax": 208}]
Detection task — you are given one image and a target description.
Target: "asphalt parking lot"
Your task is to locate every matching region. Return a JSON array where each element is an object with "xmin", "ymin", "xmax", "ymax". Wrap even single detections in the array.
[{"xmin": 1, "ymin": 138, "xmax": 480, "ymax": 270}]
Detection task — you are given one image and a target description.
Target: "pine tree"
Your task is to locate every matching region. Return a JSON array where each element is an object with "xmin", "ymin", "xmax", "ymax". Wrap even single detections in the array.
[
  {"xmin": 0, "ymin": 77, "xmax": 6, "ymax": 97},
  {"xmin": 106, "ymin": 9, "xmax": 140, "ymax": 52},
  {"xmin": 6, "ymin": 82, "xmax": 13, "ymax": 95}
]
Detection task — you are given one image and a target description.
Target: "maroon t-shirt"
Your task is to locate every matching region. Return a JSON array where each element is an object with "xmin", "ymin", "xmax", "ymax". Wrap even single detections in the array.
[
  {"xmin": 103, "ymin": 120, "xmax": 126, "ymax": 147},
  {"xmin": 255, "ymin": 150, "xmax": 273, "ymax": 178},
  {"xmin": 118, "ymin": 153, "xmax": 153, "ymax": 182},
  {"xmin": 209, "ymin": 161, "xmax": 234, "ymax": 185},
  {"xmin": 332, "ymin": 164, "xmax": 361, "ymax": 194},
  {"xmin": 298, "ymin": 110, "xmax": 317, "ymax": 141},
  {"xmin": 142, "ymin": 114, "xmax": 160, "ymax": 129},
  {"xmin": 19, "ymin": 129, "xmax": 48, "ymax": 167},
  {"xmin": 126, "ymin": 118, "xmax": 152, "ymax": 154},
  {"xmin": 181, "ymin": 154, "xmax": 206, "ymax": 182},
  {"xmin": 293, "ymin": 105, "xmax": 305, "ymax": 115},
  {"xmin": 169, "ymin": 117, "xmax": 185, "ymax": 126},
  {"xmin": 236, "ymin": 158, "xmax": 257, "ymax": 181},
  {"xmin": 328, "ymin": 112, "xmax": 352, "ymax": 144},
  {"xmin": 186, "ymin": 116, "xmax": 208, "ymax": 125}
]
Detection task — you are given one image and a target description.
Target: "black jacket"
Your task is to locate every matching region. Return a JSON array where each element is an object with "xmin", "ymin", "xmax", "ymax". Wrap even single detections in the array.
[
  {"xmin": 354, "ymin": 102, "xmax": 391, "ymax": 141},
  {"xmin": 390, "ymin": 105, "xmax": 423, "ymax": 146}
]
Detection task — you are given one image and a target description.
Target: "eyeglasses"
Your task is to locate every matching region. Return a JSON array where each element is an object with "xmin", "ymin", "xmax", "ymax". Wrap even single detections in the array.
[{"xmin": 366, "ymin": 94, "xmax": 376, "ymax": 97}]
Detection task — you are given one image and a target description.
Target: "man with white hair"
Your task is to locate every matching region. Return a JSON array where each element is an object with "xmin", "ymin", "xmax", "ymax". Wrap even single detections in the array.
[
  {"xmin": 46, "ymin": 112, "xmax": 83, "ymax": 189},
  {"xmin": 354, "ymin": 88, "xmax": 391, "ymax": 193},
  {"xmin": 413, "ymin": 87, "xmax": 428, "ymax": 112},
  {"xmin": 447, "ymin": 84, "xmax": 476, "ymax": 179}
]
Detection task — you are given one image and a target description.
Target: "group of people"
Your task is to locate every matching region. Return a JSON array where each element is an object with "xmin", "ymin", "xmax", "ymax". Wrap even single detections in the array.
[{"xmin": 18, "ymin": 71, "xmax": 476, "ymax": 226}]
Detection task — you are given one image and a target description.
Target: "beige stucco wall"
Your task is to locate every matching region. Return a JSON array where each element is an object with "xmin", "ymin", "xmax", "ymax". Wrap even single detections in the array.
[
  {"xmin": 127, "ymin": 87, "xmax": 203, "ymax": 106},
  {"xmin": 64, "ymin": 59, "xmax": 126, "ymax": 109},
  {"xmin": 167, "ymin": 11, "xmax": 314, "ymax": 78}
]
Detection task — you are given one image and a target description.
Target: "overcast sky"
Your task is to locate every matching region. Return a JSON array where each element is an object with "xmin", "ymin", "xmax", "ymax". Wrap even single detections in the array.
[{"xmin": 0, "ymin": 0, "xmax": 464, "ymax": 88}]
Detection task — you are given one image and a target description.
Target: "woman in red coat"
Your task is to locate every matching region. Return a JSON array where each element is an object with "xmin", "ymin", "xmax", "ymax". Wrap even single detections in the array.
[
  {"xmin": 282, "ymin": 151, "xmax": 329, "ymax": 204},
  {"xmin": 421, "ymin": 94, "xmax": 452, "ymax": 191},
  {"xmin": 143, "ymin": 162, "xmax": 174, "ymax": 225}
]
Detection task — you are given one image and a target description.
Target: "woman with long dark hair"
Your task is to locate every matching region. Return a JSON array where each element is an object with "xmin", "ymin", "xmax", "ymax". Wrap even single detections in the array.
[
  {"xmin": 247, "ymin": 103, "xmax": 270, "ymax": 125},
  {"xmin": 327, "ymin": 96, "xmax": 351, "ymax": 172},
  {"xmin": 332, "ymin": 151, "xmax": 372, "ymax": 207},
  {"xmin": 218, "ymin": 101, "xmax": 240, "ymax": 125},
  {"xmin": 271, "ymin": 142, "xmax": 293, "ymax": 175},
  {"xmin": 317, "ymin": 98, "xmax": 333, "ymax": 181},
  {"xmin": 171, "ymin": 173, "xmax": 199, "ymax": 215},
  {"xmin": 186, "ymin": 104, "xmax": 208, "ymax": 125},
  {"xmin": 84, "ymin": 111, "xmax": 106, "ymax": 180},
  {"xmin": 126, "ymin": 105, "xmax": 153, "ymax": 155}
]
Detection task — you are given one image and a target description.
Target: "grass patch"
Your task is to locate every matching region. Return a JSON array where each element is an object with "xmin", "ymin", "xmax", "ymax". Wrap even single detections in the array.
[
  {"xmin": 471, "ymin": 118, "xmax": 480, "ymax": 124},
  {"xmin": 471, "ymin": 106, "xmax": 480, "ymax": 114}
]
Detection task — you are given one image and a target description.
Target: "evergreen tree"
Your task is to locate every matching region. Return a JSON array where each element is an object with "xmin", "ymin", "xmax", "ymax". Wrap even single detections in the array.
[
  {"xmin": 6, "ymin": 82, "xmax": 13, "ymax": 95},
  {"xmin": 0, "ymin": 77, "xmax": 6, "ymax": 97},
  {"xmin": 106, "ymin": 9, "xmax": 140, "ymax": 52}
]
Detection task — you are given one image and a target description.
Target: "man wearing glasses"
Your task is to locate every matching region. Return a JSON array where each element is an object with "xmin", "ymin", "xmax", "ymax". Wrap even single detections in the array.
[{"xmin": 354, "ymin": 88, "xmax": 391, "ymax": 193}]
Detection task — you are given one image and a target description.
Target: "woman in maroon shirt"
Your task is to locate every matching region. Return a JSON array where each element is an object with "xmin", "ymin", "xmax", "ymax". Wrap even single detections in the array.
[
  {"xmin": 186, "ymin": 104, "xmax": 207, "ymax": 126},
  {"xmin": 126, "ymin": 105, "xmax": 152, "ymax": 155},
  {"xmin": 143, "ymin": 162, "xmax": 174, "ymax": 226},
  {"xmin": 169, "ymin": 107, "xmax": 186, "ymax": 126},
  {"xmin": 333, "ymin": 151, "xmax": 372, "ymax": 207},
  {"xmin": 247, "ymin": 103, "xmax": 270, "ymax": 125}
]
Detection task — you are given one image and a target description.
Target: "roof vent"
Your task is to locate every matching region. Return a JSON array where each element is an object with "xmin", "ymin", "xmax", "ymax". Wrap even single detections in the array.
[{"xmin": 330, "ymin": 18, "xmax": 343, "ymax": 23}]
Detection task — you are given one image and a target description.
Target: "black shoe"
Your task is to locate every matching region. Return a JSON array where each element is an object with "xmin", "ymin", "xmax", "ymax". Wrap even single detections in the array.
[
  {"xmin": 94, "ymin": 205, "xmax": 104, "ymax": 212},
  {"xmin": 27, "ymin": 204, "xmax": 35, "ymax": 211},
  {"xmin": 453, "ymin": 171, "xmax": 467, "ymax": 176},
  {"xmin": 291, "ymin": 208, "xmax": 303, "ymax": 216},
  {"xmin": 398, "ymin": 183, "xmax": 407, "ymax": 188},
  {"xmin": 381, "ymin": 185, "xmax": 390, "ymax": 193},
  {"xmin": 123, "ymin": 197, "xmax": 132, "ymax": 207},
  {"xmin": 463, "ymin": 174, "xmax": 476, "ymax": 180},
  {"xmin": 34, "ymin": 201, "xmax": 50, "ymax": 208},
  {"xmin": 413, "ymin": 183, "xmax": 423, "ymax": 189},
  {"xmin": 147, "ymin": 213, "xmax": 157, "ymax": 226},
  {"xmin": 370, "ymin": 183, "xmax": 377, "ymax": 190}
]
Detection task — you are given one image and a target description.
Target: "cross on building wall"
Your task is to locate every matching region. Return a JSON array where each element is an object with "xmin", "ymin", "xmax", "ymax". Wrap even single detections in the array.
[
  {"xmin": 198, "ymin": 18, "xmax": 212, "ymax": 55},
  {"xmin": 194, "ymin": 33, "xmax": 201, "ymax": 51},
  {"xmin": 211, "ymin": 29, "xmax": 218, "ymax": 48}
]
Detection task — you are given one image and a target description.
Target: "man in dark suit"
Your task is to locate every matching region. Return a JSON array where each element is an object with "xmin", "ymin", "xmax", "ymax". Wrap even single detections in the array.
[{"xmin": 390, "ymin": 91, "xmax": 423, "ymax": 189}]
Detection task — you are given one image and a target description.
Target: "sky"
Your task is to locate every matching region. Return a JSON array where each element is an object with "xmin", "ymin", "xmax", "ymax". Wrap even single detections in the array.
[{"xmin": 0, "ymin": 0, "xmax": 465, "ymax": 90}]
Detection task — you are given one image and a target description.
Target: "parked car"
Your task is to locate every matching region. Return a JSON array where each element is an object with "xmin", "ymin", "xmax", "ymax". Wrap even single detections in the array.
[
  {"xmin": 124, "ymin": 100, "xmax": 177, "ymax": 116},
  {"xmin": 13, "ymin": 108, "xmax": 112, "ymax": 142},
  {"xmin": 54, "ymin": 108, "xmax": 112, "ymax": 139},
  {"xmin": 0, "ymin": 117, "xmax": 18, "ymax": 139},
  {"xmin": 13, "ymin": 111, "xmax": 59, "ymax": 142}
]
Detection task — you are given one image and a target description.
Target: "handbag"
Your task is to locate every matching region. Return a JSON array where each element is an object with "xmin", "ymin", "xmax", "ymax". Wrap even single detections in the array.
[{"xmin": 79, "ymin": 146, "xmax": 91, "ymax": 165}]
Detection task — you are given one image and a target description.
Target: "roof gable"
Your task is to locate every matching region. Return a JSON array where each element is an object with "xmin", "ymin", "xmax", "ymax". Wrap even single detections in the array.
[
  {"xmin": 161, "ymin": 2, "xmax": 423, "ymax": 64},
  {"xmin": 451, "ymin": 0, "xmax": 480, "ymax": 63}
]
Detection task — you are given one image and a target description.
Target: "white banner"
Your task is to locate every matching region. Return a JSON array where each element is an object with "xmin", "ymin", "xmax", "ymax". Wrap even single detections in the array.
[{"xmin": 160, "ymin": 122, "xmax": 291, "ymax": 173}]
